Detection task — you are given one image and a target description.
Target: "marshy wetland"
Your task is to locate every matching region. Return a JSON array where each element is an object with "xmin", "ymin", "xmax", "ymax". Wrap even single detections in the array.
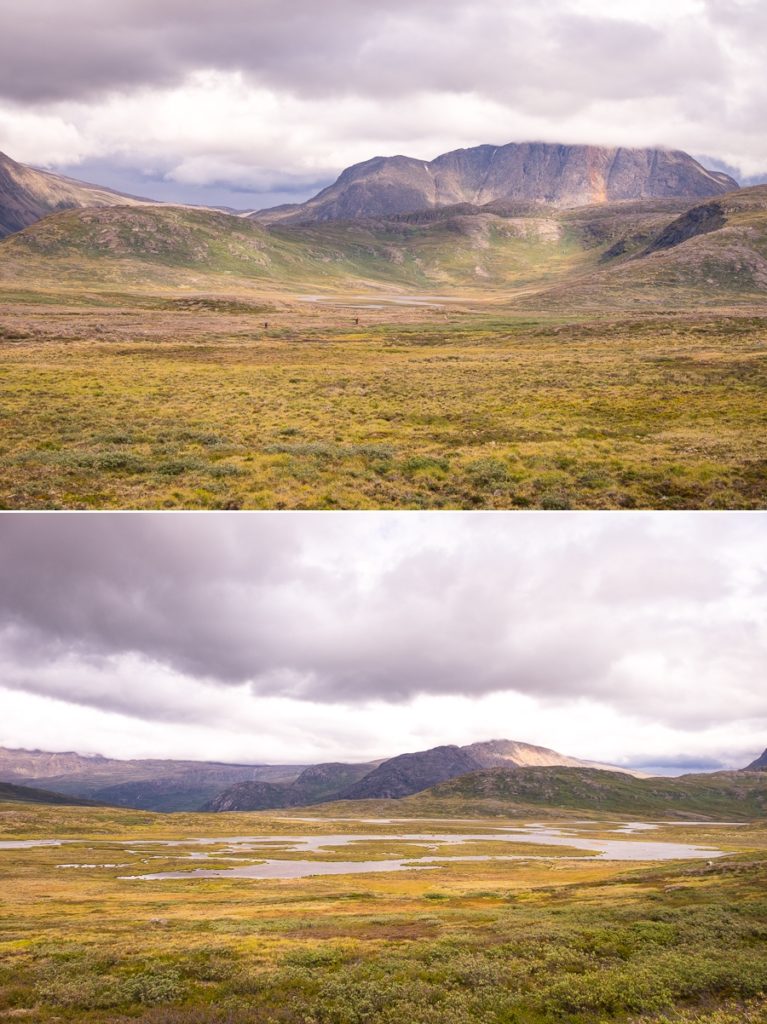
[{"xmin": 1, "ymin": 801, "xmax": 766, "ymax": 1023}]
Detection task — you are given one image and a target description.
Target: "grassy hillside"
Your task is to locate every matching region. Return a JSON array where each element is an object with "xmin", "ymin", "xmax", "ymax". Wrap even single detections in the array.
[
  {"xmin": 1, "ymin": 188, "xmax": 765, "ymax": 307},
  {"xmin": 0, "ymin": 780, "xmax": 101, "ymax": 806},
  {"xmin": 310, "ymin": 767, "xmax": 767, "ymax": 821},
  {"xmin": 0, "ymin": 202, "xmax": 587, "ymax": 295},
  {"xmin": 533, "ymin": 186, "xmax": 767, "ymax": 309}
]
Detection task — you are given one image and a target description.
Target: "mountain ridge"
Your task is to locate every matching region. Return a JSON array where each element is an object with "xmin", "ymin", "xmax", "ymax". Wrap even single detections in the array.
[
  {"xmin": 0, "ymin": 779, "xmax": 103, "ymax": 807},
  {"xmin": 0, "ymin": 150, "xmax": 155, "ymax": 239},
  {"xmin": 0, "ymin": 745, "xmax": 308, "ymax": 812},
  {"xmin": 253, "ymin": 142, "xmax": 739, "ymax": 225},
  {"xmin": 205, "ymin": 738, "xmax": 647, "ymax": 812},
  {"xmin": 312, "ymin": 766, "xmax": 767, "ymax": 821},
  {"xmin": 5, "ymin": 186, "xmax": 766, "ymax": 308}
]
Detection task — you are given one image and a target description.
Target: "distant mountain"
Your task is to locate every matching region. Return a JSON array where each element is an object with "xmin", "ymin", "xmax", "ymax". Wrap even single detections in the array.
[
  {"xmin": 383, "ymin": 766, "xmax": 767, "ymax": 821},
  {"xmin": 0, "ymin": 780, "xmax": 101, "ymax": 806},
  {"xmin": 337, "ymin": 745, "xmax": 481, "ymax": 801},
  {"xmin": 463, "ymin": 739, "xmax": 644, "ymax": 775},
  {"xmin": 0, "ymin": 746, "xmax": 306, "ymax": 812},
  {"xmin": 204, "ymin": 761, "xmax": 377, "ymax": 812},
  {"xmin": 253, "ymin": 143, "xmax": 739, "ymax": 225},
  {"xmin": 0, "ymin": 150, "xmax": 154, "ymax": 239},
  {"xmin": 206, "ymin": 739, "xmax": 642, "ymax": 811},
  {"xmin": 745, "ymin": 749, "xmax": 767, "ymax": 771},
  {"xmin": 334, "ymin": 739, "xmax": 642, "ymax": 802}
]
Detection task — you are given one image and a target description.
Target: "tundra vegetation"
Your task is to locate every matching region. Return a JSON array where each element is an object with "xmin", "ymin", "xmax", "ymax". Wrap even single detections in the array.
[
  {"xmin": 0, "ymin": 186, "xmax": 766, "ymax": 510},
  {"xmin": 1, "ymin": 800, "xmax": 766, "ymax": 1024}
]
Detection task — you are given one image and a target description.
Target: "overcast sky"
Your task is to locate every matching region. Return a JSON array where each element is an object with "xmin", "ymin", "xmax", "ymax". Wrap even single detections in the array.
[
  {"xmin": 0, "ymin": 513, "xmax": 764, "ymax": 773},
  {"xmin": 0, "ymin": 0, "xmax": 765, "ymax": 209}
]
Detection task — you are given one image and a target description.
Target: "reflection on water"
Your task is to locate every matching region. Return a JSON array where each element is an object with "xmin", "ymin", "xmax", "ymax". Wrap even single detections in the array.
[
  {"xmin": 0, "ymin": 821, "xmax": 733, "ymax": 882},
  {"xmin": 0, "ymin": 839, "xmax": 68, "ymax": 849},
  {"xmin": 120, "ymin": 823, "xmax": 729, "ymax": 882}
]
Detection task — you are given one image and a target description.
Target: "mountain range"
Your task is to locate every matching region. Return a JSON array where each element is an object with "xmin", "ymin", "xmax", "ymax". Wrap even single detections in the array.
[
  {"xmin": 1, "ymin": 141, "xmax": 765, "ymax": 312},
  {"xmin": 203, "ymin": 739, "xmax": 642, "ymax": 812},
  {"xmin": 1, "ymin": 180, "xmax": 765, "ymax": 312},
  {"xmin": 0, "ymin": 144, "xmax": 738, "ymax": 244},
  {"xmin": 0, "ymin": 738, "xmax": 637, "ymax": 812},
  {"xmin": 252, "ymin": 143, "xmax": 738, "ymax": 225},
  {"xmin": 2, "ymin": 739, "xmax": 762, "ymax": 815},
  {"xmin": 0, "ymin": 746, "xmax": 307, "ymax": 812}
]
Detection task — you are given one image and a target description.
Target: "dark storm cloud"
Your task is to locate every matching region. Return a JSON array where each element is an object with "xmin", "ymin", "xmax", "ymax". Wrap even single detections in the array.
[
  {"xmin": 0, "ymin": 514, "xmax": 765, "ymax": 732},
  {"xmin": 0, "ymin": 0, "xmax": 725, "ymax": 107}
]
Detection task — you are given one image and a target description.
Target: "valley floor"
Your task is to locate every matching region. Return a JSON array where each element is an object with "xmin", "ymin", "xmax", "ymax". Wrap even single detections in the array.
[
  {"xmin": 1, "ymin": 803, "xmax": 766, "ymax": 1024},
  {"xmin": 1, "ymin": 290, "xmax": 767, "ymax": 509}
]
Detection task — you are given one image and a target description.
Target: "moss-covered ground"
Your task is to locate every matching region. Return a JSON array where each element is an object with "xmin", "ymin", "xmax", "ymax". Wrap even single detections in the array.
[{"xmin": 1, "ymin": 292, "xmax": 766, "ymax": 509}]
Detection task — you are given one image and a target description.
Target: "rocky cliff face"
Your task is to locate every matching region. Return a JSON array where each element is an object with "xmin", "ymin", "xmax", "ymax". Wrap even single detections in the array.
[
  {"xmin": 0, "ymin": 151, "xmax": 152, "ymax": 238},
  {"xmin": 254, "ymin": 143, "xmax": 739, "ymax": 225}
]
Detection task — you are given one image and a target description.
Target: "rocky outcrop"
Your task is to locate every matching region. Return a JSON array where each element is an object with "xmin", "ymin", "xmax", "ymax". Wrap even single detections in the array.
[
  {"xmin": 642, "ymin": 201, "xmax": 727, "ymax": 255},
  {"xmin": 254, "ymin": 143, "xmax": 739, "ymax": 225}
]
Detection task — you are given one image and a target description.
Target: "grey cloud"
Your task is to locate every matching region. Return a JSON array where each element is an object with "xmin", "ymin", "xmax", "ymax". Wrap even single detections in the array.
[
  {"xmin": 0, "ymin": 514, "xmax": 765, "ymax": 733},
  {"xmin": 0, "ymin": 0, "xmax": 728, "ymax": 109}
]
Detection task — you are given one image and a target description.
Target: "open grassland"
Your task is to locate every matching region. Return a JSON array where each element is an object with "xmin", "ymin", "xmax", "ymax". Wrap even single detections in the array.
[
  {"xmin": 1, "ymin": 802, "xmax": 766, "ymax": 1024},
  {"xmin": 1, "ymin": 291, "xmax": 767, "ymax": 509},
  {"xmin": 1, "ymin": 188, "xmax": 767, "ymax": 509}
]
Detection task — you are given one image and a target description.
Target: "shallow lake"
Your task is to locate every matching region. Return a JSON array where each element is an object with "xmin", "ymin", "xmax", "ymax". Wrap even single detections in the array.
[
  {"xmin": 120, "ymin": 822, "xmax": 729, "ymax": 881},
  {"xmin": 0, "ymin": 822, "xmax": 732, "ymax": 880}
]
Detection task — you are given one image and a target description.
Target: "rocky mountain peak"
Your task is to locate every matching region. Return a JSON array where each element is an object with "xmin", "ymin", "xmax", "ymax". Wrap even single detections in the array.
[{"xmin": 254, "ymin": 141, "xmax": 739, "ymax": 225}]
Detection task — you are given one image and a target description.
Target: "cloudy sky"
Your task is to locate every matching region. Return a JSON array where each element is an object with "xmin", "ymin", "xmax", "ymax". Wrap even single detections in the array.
[
  {"xmin": 0, "ymin": 513, "xmax": 764, "ymax": 773},
  {"xmin": 0, "ymin": 0, "xmax": 765, "ymax": 209}
]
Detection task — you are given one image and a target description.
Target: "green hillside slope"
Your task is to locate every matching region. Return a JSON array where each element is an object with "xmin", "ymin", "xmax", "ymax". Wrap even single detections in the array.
[
  {"xmin": 0, "ymin": 781, "xmax": 101, "ymax": 806},
  {"xmin": 0, "ymin": 202, "xmax": 584, "ymax": 294},
  {"xmin": 533, "ymin": 186, "xmax": 767, "ymax": 309},
  {"xmin": 312, "ymin": 766, "xmax": 767, "ymax": 821},
  {"xmin": 2, "ymin": 187, "xmax": 765, "ymax": 308}
]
